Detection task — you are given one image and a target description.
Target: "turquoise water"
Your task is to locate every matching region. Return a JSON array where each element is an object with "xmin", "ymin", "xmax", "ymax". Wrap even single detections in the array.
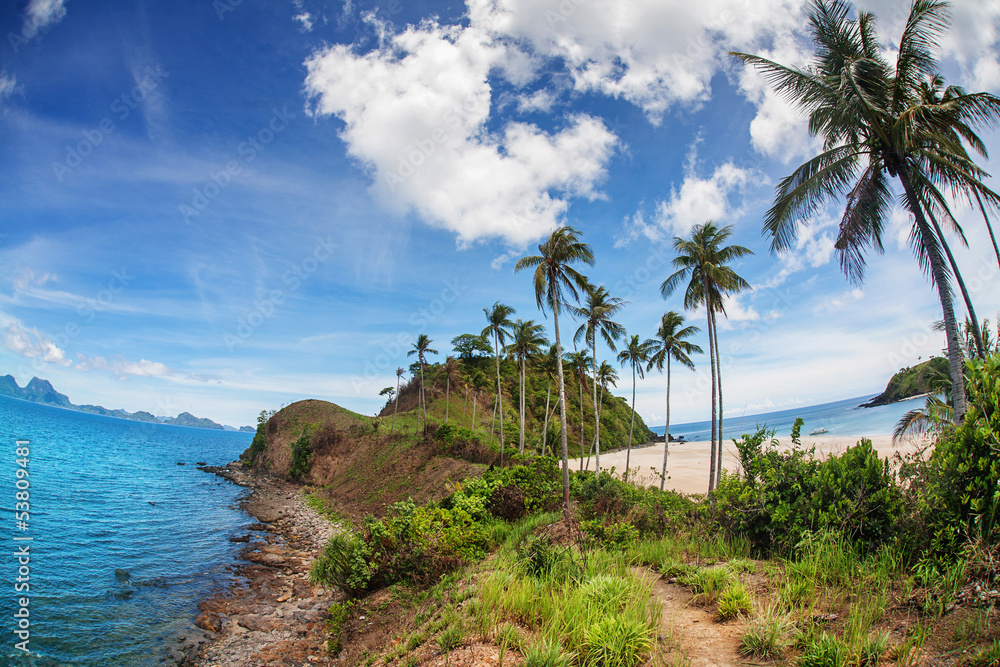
[
  {"xmin": 0, "ymin": 394, "xmax": 253, "ymax": 665},
  {"xmin": 651, "ymin": 393, "xmax": 930, "ymax": 441}
]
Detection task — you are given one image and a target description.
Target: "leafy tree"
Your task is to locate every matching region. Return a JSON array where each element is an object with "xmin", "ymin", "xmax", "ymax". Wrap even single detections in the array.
[
  {"xmin": 483, "ymin": 302, "xmax": 516, "ymax": 465},
  {"xmin": 407, "ymin": 334, "xmax": 437, "ymax": 436},
  {"xmin": 516, "ymin": 226, "xmax": 594, "ymax": 509},
  {"xmin": 574, "ymin": 285, "xmax": 626, "ymax": 474},
  {"xmin": 505, "ymin": 319, "xmax": 548, "ymax": 454},
  {"xmin": 661, "ymin": 222, "xmax": 752, "ymax": 492},
  {"xmin": 451, "ymin": 333, "xmax": 492, "ymax": 359},
  {"xmin": 732, "ymin": 0, "xmax": 1000, "ymax": 419},
  {"xmin": 617, "ymin": 334, "xmax": 655, "ymax": 482},
  {"xmin": 646, "ymin": 311, "xmax": 702, "ymax": 491}
]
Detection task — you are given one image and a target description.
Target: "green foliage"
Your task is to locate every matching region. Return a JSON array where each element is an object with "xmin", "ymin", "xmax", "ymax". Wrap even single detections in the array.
[
  {"xmin": 796, "ymin": 632, "xmax": 851, "ymax": 667},
  {"xmin": 524, "ymin": 639, "xmax": 571, "ymax": 667},
  {"xmin": 739, "ymin": 606, "xmax": 790, "ymax": 659},
  {"xmin": 679, "ymin": 567, "xmax": 732, "ymax": 605},
  {"xmin": 573, "ymin": 470, "xmax": 696, "ymax": 536},
  {"xmin": 879, "ymin": 357, "xmax": 950, "ymax": 404},
  {"xmin": 907, "ymin": 355, "xmax": 1000, "ymax": 552},
  {"xmin": 715, "ymin": 429, "xmax": 902, "ymax": 554},
  {"xmin": 310, "ymin": 532, "xmax": 374, "ymax": 598},
  {"xmin": 437, "ymin": 624, "xmax": 465, "ymax": 652},
  {"xmin": 483, "ymin": 456, "xmax": 563, "ymax": 514},
  {"xmin": 716, "ymin": 582, "xmax": 753, "ymax": 620},
  {"xmin": 581, "ymin": 519, "xmax": 639, "ymax": 550},
  {"xmin": 325, "ymin": 600, "xmax": 354, "ymax": 653},
  {"xmin": 581, "ymin": 617, "xmax": 653, "ymax": 667},
  {"xmin": 288, "ymin": 427, "xmax": 314, "ymax": 481}
]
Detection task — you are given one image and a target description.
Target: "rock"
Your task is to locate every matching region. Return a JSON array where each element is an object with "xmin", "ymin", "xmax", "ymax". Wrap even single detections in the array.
[
  {"xmin": 176, "ymin": 462, "xmax": 185, "ymax": 466},
  {"xmin": 114, "ymin": 568, "xmax": 131, "ymax": 582},
  {"xmin": 195, "ymin": 612, "xmax": 223, "ymax": 633},
  {"xmin": 229, "ymin": 535, "xmax": 250, "ymax": 543}
]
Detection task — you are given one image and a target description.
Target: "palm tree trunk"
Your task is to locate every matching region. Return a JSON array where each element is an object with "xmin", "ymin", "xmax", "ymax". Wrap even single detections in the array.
[
  {"xmin": 586, "ymin": 384, "xmax": 606, "ymax": 471},
  {"xmin": 900, "ymin": 170, "xmax": 968, "ymax": 420},
  {"xmin": 553, "ymin": 305, "xmax": 571, "ymax": 510},
  {"xmin": 471, "ymin": 392, "xmax": 477, "ymax": 430},
  {"xmin": 592, "ymin": 339, "xmax": 601, "ymax": 475},
  {"xmin": 974, "ymin": 189, "xmax": 1000, "ymax": 270},
  {"xmin": 463, "ymin": 386, "xmax": 468, "ymax": 427},
  {"xmin": 542, "ymin": 377, "xmax": 551, "ymax": 457},
  {"xmin": 661, "ymin": 356, "xmax": 671, "ymax": 493},
  {"xmin": 495, "ymin": 331, "xmax": 505, "ymax": 465},
  {"xmin": 578, "ymin": 373, "xmax": 585, "ymax": 471},
  {"xmin": 704, "ymin": 277, "xmax": 718, "ymax": 494},
  {"xmin": 392, "ymin": 375, "xmax": 401, "ymax": 431},
  {"xmin": 490, "ymin": 394, "xmax": 498, "ymax": 446},
  {"xmin": 625, "ymin": 363, "xmax": 636, "ymax": 483},
  {"xmin": 519, "ymin": 356, "xmax": 526, "ymax": 454},
  {"xmin": 446, "ymin": 375, "xmax": 450, "ymax": 423},
  {"xmin": 713, "ymin": 311, "xmax": 724, "ymax": 487},
  {"xmin": 927, "ymin": 211, "xmax": 986, "ymax": 358},
  {"xmin": 420, "ymin": 362, "xmax": 427, "ymax": 437}
]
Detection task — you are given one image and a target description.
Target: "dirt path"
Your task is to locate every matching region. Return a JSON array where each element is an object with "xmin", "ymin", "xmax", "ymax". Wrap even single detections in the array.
[{"xmin": 641, "ymin": 570, "xmax": 747, "ymax": 667}]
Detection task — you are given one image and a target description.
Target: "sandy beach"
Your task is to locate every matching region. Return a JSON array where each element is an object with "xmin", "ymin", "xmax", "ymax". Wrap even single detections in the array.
[{"xmin": 597, "ymin": 433, "xmax": 930, "ymax": 495}]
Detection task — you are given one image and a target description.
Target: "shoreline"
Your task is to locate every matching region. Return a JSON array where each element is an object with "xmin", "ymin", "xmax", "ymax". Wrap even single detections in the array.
[{"xmin": 188, "ymin": 462, "xmax": 341, "ymax": 667}]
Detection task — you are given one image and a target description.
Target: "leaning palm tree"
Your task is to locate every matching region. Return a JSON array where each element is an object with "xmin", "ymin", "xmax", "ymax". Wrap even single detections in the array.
[
  {"xmin": 646, "ymin": 312, "xmax": 702, "ymax": 492},
  {"xmin": 516, "ymin": 226, "xmax": 594, "ymax": 510},
  {"xmin": 483, "ymin": 302, "xmax": 516, "ymax": 465},
  {"xmin": 566, "ymin": 348, "xmax": 593, "ymax": 470},
  {"xmin": 391, "ymin": 367, "xmax": 405, "ymax": 431},
  {"xmin": 407, "ymin": 334, "xmax": 437, "ymax": 436},
  {"xmin": 505, "ymin": 319, "xmax": 548, "ymax": 454},
  {"xmin": 732, "ymin": 0, "xmax": 1000, "ymax": 420},
  {"xmin": 618, "ymin": 334, "xmax": 655, "ymax": 483},
  {"xmin": 661, "ymin": 222, "xmax": 752, "ymax": 492},
  {"xmin": 574, "ymin": 285, "xmax": 626, "ymax": 474}
]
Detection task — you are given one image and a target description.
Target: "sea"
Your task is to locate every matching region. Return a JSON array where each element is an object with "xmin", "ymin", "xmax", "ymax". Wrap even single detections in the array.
[
  {"xmin": 0, "ymin": 389, "xmax": 925, "ymax": 664},
  {"xmin": 0, "ymin": 394, "xmax": 253, "ymax": 666},
  {"xmin": 650, "ymin": 392, "xmax": 930, "ymax": 442}
]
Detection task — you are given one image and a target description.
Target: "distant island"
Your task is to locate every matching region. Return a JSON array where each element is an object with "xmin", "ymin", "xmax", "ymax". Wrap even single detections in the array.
[
  {"xmin": 859, "ymin": 356, "xmax": 949, "ymax": 408},
  {"xmin": 0, "ymin": 375, "xmax": 253, "ymax": 432}
]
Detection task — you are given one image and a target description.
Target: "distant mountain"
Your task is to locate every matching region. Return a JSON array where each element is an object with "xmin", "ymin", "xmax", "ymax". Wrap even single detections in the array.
[
  {"xmin": 859, "ymin": 357, "xmax": 950, "ymax": 407},
  {"xmin": 238, "ymin": 425, "xmax": 256, "ymax": 433},
  {"xmin": 0, "ymin": 375, "xmax": 229, "ymax": 431}
]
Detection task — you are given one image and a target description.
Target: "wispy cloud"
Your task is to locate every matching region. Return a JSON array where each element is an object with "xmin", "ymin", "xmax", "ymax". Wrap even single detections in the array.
[{"xmin": 23, "ymin": 0, "xmax": 68, "ymax": 38}]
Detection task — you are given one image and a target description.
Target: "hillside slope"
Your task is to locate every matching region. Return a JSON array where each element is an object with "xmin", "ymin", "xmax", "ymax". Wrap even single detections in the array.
[{"xmin": 860, "ymin": 356, "xmax": 949, "ymax": 407}]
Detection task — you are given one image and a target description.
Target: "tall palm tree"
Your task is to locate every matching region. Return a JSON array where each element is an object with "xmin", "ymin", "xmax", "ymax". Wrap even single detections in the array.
[
  {"xmin": 483, "ymin": 302, "xmax": 516, "ymax": 465},
  {"xmin": 516, "ymin": 226, "xmax": 594, "ymax": 509},
  {"xmin": 505, "ymin": 319, "xmax": 548, "ymax": 454},
  {"xmin": 732, "ymin": 0, "xmax": 1000, "ymax": 420},
  {"xmin": 468, "ymin": 368, "xmax": 489, "ymax": 430},
  {"xmin": 617, "ymin": 334, "xmax": 655, "ymax": 483},
  {"xmin": 566, "ymin": 348, "xmax": 593, "ymax": 470},
  {"xmin": 646, "ymin": 312, "xmax": 702, "ymax": 492},
  {"xmin": 407, "ymin": 334, "xmax": 437, "ymax": 436},
  {"xmin": 392, "ymin": 367, "xmax": 405, "ymax": 431},
  {"xmin": 661, "ymin": 222, "xmax": 752, "ymax": 493},
  {"xmin": 586, "ymin": 361, "xmax": 619, "ymax": 470},
  {"xmin": 574, "ymin": 285, "xmax": 626, "ymax": 474}
]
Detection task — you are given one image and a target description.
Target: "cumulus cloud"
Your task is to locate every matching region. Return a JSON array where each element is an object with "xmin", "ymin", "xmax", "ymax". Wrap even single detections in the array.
[
  {"xmin": 304, "ymin": 18, "xmax": 617, "ymax": 246},
  {"xmin": 76, "ymin": 354, "xmax": 216, "ymax": 382},
  {"xmin": 294, "ymin": 12, "xmax": 314, "ymax": 32},
  {"xmin": 2, "ymin": 323, "xmax": 71, "ymax": 366},
  {"xmin": 759, "ymin": 216, "xmax": 837, "ymax": 289},
  {"xmin": 23, "ymin": 0, "xmax": 68, "ymax": 38}
]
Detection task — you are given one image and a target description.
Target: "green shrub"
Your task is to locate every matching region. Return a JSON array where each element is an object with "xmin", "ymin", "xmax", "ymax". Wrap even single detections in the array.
[
  {"xmin": 797, "ymin": 632, "xmax": 850, "ymax": 667},
  {"xmin": 437, "ymin": 624, "xmax": 465, "ymax": 652},
  {"xmin": 582, "ymin": 617, "xmax": 652, "ymax": 667},
  {"xmin": 580, "ymin": 574, "xmax": 634, "ymax": 614},
  {"xmin": 324, "ymin": 600, "xmax": 354, "ymax": 653},
  {"xmin": 581, "ymin": 519, "xmax": 639, "ymax": 550},
  {"xmin": 288, "ymin": 428, "xmax": 313, "ymax": 481},
  {"xmin": 573, "ymin": 470, "xmax": 695, "ymax": 536},
  {"xmin": 310, "ymin": 533, "xmax": 373, "ymax": 597},
  {"xmin": 739, "ymin": 606, "xmax": 790, "ymax": 659},
  {"xmin": 716, "ymin": 582, "xmax": 753, "ymax": 621},
  {"xmin": 524, "ymin": 639, "xmax": 571, "ymax": 667},
  {"xmin": 679, "ymin": 567, "xmax": 732, "ymax": 605}
]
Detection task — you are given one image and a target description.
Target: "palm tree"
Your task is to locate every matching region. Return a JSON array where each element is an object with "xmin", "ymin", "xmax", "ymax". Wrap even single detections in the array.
[
  {"xmin": 468, "ymin": 368, "xmax": 489, "ymax": 430},
  {"xmin": 407, "ymin": 334, "xmax": 437, "ymax": 436},
  {"xmin": 574, "ymin": 285, "xmax": 626, "ymax": 474},
  {"xmin": 617, "ymin": 334, "xmax": 655, "ymax": 483},
  {"xmin": 732, "ymin": 0, "xmax": 1000, "ymax": 420},
  {"xmin": 646, "ymin": 312, "xmax": 702, "ymax": 491},
  {"xmin": 483, "ymin": 302, "xmax": 516, "ymax": 465},
  {"xmin": 586, "ymin": 361, "xmax": 619, "ymax": 470},
  {"xmin": 566, "ymin": 348, "xmax": 593, "ymax": 470},
  {"xmin": 661, "ymin": 222, "xmax": 752, "ymax": 493},
  {"xmin": 505, "ymin": 319, "xmax": 548, "ymax": 454},
  {"xmin": 392, "ymin": 367, "xmax": 405, "ymax": 431},
  {"xmin": 516, "ymin": 226, "xmax": 594, "ymax": 509}
]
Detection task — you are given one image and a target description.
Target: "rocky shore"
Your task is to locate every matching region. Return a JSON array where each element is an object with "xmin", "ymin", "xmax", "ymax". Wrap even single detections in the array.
[{"xmin": 183, "ymin": 462, "xmax": 342, "ymax": 666}]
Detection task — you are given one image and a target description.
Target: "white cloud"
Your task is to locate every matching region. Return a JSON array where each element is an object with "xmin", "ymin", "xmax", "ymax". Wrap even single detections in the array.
[
  {"xmin": 76, "ymin": 354, "xmax": 217, "ymax": 382},
  {"xmin": 304, "ymin": 18, "xmax": 618, "ymax": 246},
  {"xmin": 0, "ymin": 72, "xmax": 17, "ymax": 105},
  {"xmin": 23, "ymin": 0, "xmax": 67, "ymax": 38},
  {"xmin": 759, "ymin": 216, "xmax": 837, "ymax": 289},
  {"xmin": 294, "ymin": 12, "xmax": 314, "ymax": 32},
  {"xmin": 814, "ymin": 288, "xmax": 865, "ymax": 315},
  {"xmin": 2, "ymin": 323, "xmax": 71, "ymax": 366}
]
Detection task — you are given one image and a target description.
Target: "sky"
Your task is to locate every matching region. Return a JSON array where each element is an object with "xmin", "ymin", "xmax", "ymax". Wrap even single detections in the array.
[{"xmin": 0, "ymin": 0, "xmax": 998, "ymax": 428}]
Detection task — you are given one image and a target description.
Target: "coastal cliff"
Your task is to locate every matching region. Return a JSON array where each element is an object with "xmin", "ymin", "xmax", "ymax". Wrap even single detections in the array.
[{"xmin": 859, "ymin": 356, "xmax": 949, "ymax": 407}]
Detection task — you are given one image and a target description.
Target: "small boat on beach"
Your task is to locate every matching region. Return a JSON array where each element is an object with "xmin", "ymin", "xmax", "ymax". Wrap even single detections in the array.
[{"xmin": 809, "ymin": 427, "xmax": 829, "ymax": 435}]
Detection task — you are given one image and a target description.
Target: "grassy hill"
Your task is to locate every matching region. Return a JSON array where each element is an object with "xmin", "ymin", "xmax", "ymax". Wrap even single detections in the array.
[{"xmin": 861, "ymin": 356, "xmax": 949, "ymax": 407}]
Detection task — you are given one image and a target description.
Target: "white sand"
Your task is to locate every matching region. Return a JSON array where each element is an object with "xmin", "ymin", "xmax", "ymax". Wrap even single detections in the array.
[{"xmin": 594, "ymin": 434, "xmax": 931, "ymax": 496}]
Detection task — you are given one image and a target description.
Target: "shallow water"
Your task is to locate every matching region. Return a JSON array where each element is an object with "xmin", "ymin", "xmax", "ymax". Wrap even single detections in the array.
[{"xmin": 0, "ymin": 394, "xmax": 253, "ymax": 665}]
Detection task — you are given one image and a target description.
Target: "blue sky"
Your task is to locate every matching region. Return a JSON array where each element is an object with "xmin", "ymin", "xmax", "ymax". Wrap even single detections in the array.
[{"xmin": 1, "ymin": 0, "xmax": 998, "ymax": 427}]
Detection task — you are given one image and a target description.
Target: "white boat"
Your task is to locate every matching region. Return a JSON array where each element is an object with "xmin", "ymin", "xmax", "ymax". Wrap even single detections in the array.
[{"xmin": 809, "ymin": 427, "xmax": 829, "ymax": 435}]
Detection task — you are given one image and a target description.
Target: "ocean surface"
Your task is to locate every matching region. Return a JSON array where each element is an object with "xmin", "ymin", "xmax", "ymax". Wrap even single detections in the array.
[
  {"xmin": 0, "ymin": 394, "xmax": 253, "ymax": 666},
  {"xmin": 650, "ymin": 393, "xmax": 929, "ymax": 442}
]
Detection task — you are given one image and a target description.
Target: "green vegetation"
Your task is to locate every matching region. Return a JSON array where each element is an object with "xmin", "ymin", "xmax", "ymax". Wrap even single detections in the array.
[{"xmin": 863, "ymin": 356, "xmax": 950, "ymax": 406}]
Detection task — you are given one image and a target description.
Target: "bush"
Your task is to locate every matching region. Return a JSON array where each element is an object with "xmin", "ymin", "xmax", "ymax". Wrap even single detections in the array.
[
  {"xmin": 488, "ymin": 484, "xmax": 527, "ymax": 521},
  {"xmin": 484, "ymin": 456, "xmax": 562, "ymax": 513},
  {"xmin": 574, "ymin": 470, "xmax": 695, "ymax": 536},
  {"xmin": 581, "ymin": 617, "xmax": 652, "ymax": 667},
  {"xmin": 739, "ymin": 606, "xmax": 790, "ymax": 659},
  {"xmin": 581, "ymin": 519, "xmax": 639, "ymax": 551},
  {"xmin": 310, "ymin": 533, "xmax": 373, "ymax": 597},
  {"xmin": 714, "ymin": 429, "xmax": 901, "ymax": 554},
  {"xmin": 288, "ymin": 428, "xmax": 313, "ymax": 481},
  {"xmin": 717, "ymin": 582, "xmax": 753, "ymax": 621}
]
